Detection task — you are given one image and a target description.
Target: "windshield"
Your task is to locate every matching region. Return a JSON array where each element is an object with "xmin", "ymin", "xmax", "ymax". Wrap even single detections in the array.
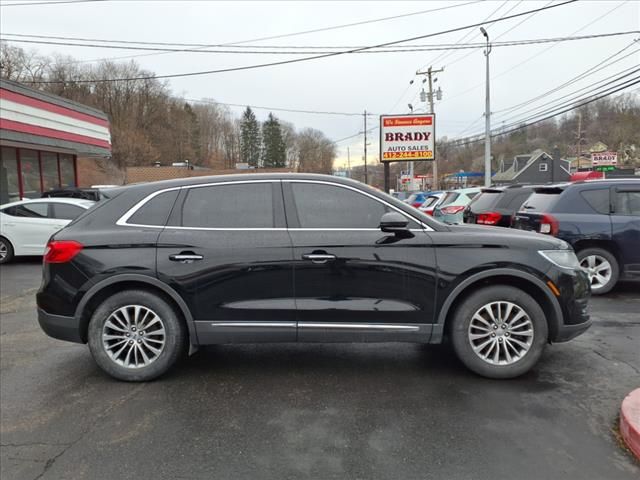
[{"xmin": 469, "ymin": 191, "xmax": 501, "ymax": 210}]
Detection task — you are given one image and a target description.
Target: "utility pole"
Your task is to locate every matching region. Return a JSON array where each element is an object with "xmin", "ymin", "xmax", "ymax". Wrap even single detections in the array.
[
  {"xmin": 576, "ymin": 112, "xmax": 583, "ymax": 170},
  {"xmin": 416, "ymin": 66, "xmax": 444, "ymax": 190},
  {"xmin": 480, "ymin": 27, "xmax": 492, "ymax": 187},
  {"xmin": 363, "ymin": 110, "xmax": 368, "ymax": 185}
]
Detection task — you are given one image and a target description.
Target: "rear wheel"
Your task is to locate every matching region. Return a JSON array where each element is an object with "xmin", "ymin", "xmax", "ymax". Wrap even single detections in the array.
[
  {"xmin": 88, "ymin": 290, "xmax": 186, "ymax": 381},
  {"xmin": 577, "ymin": 247, "xmax": 619, "ymax": 295},
  {"xmin": 0, "ymin": 237, "xmax": 14, "ymax": 264},
  {"xmin": 450, "ymin": 285, "xmax": 548, "ymax": 379}
]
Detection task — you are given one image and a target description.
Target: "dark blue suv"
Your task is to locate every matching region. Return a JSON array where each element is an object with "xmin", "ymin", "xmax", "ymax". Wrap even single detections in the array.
[{"xmin": 512, "ymin": 179, "xmax": 640, "ymax": 294}]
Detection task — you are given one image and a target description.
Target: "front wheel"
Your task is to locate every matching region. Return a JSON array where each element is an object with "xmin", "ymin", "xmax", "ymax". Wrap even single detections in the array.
[
  {"xmin": 450, "ymin": 285, "xmax": 548, "ymax": 379},
  {"xmin": 87, "ymin": 290, "xmax": 186, "ymax": 381},
  {"xmin": 0, "ymin": 237, "xmax": 14, "ymax": 264}
]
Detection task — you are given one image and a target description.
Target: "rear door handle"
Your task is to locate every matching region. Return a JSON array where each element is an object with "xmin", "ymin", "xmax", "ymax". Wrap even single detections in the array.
[
  {"xmin": 302, "ymin": 253, "xmax": 336, "ymax": 264},
  {"xmin": 169, "ymin": 252, "xmax": 204, "ymax": 263}
]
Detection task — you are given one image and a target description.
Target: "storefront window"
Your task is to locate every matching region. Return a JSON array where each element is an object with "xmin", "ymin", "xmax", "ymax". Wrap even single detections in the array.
[
  {"xmin": 20, "ymin": 149, "xmax": 41, "ymax": 198},
  {"xmin": 1, "ymin": 147, "xmax": 20, "ymax": 204},
  {"xmin": 59, "ymin": 154, "xmax": 76, "ymax": 188},
  {"xmin": 41, "ymin": 151, "xmax": 60, "ymax": 192}
]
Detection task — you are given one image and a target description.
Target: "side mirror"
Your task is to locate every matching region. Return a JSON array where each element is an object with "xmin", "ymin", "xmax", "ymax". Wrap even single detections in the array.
[{"xmin": 379, "ymin": 211, "xmax": 409, "ymax": 233}]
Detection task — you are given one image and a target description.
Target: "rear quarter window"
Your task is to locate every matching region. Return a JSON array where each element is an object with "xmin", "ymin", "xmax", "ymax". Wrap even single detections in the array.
[
  {"xmin": 469, "ymin": 191, "xmax": 502, "ymax": 210},
  {"xmin": 580, "ymin": 189, "xmax": 610, "ymax": 214},
  {"xmin": 128, "ymin": 190, "xmax": 179, "ymax": 226}
]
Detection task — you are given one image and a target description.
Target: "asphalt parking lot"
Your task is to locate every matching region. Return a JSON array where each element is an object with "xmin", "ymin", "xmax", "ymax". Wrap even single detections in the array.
[{"xmin": 1, "ymin": 258, "xmax": 639, "ymax": 480}]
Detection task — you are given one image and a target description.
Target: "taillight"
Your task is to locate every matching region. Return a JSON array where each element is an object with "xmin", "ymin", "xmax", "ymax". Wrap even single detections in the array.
[
  {"xmin": 539, "ymin": 214, "xmax": 559, "ymax": 236},
  {"xmin": 44, "ymin": 240, "xmax": 83, "ymax": 263},
  {"xmin": 441, "ymin": 205, "xmax": 466, "ymax": 215},
  {"xmin": 477, "ymin": 212, "xmax": 502, "ymax": 225}
]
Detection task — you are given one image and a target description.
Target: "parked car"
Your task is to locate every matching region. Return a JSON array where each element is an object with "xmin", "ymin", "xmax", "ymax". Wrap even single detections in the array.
[
  {"xmin": 0, "ymin": 198, "xmax": 94, "ymax": 264},
  {"xmin": 418, "ymin": 192, "xmax": 444, "ymax": 216},
  {"xmin": 36, "ymin": 173, "xmax": 591, "ymax": 382},
  {"xmin": 42, "ymin": 186, "xmax": 119, "ymax": 202},
  {"xmin": 405, "ymin": 192, "xmax": 428, "ymax": 208},
  {"xmin": 391, "ymin": 191, "xmax": 409, "ymax": 202},
  {"xmin": 433, "ymin": 187, "xmax": 481, "ymax": 224},
  {"xmin": 463, "ymin": 185, "xmax": 538, "ymax": 227},
  {"xmin": 512, "ymin": 179, "xmax": 640, "ymax": 294}
]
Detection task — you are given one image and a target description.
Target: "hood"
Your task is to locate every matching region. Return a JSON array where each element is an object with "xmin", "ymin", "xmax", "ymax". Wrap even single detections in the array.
[{"xmin": 446, "ymin": 223, "xmax": 569, "ymax": 250}]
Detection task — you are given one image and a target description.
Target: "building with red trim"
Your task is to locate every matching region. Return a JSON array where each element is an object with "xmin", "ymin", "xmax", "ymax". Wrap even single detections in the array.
[{"xmin": 0, "ymin": 79, "xmax": 112, "ymax": 204}]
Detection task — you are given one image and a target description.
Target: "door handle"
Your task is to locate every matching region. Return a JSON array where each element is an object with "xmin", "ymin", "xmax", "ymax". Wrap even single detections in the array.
[
  {"xmin": 302, "ymin": 253, "xmax": 336, "ymax": 264},
  {"xmin": 169, "ymin": 252, "xmax": 204, "ymax": 263}
]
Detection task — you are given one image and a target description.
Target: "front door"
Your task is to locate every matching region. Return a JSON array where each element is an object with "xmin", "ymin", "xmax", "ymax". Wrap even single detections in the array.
[
  {"xmin": 156, "ymin": 180, "xmax": 296, "ymax": 343},
  {"xmin": 283, "ymin": 180, "xmax": 437, "ymax": 342}
]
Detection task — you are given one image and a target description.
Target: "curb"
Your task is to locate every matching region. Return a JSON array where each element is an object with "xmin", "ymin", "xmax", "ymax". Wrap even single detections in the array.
[{"xmin": 620, "ymin": 388, "xmax": 640, "ymax": 460}]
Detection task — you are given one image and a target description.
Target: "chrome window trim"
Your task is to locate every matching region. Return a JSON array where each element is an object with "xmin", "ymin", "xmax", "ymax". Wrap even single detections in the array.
[{"xmin": 116, "ymin": 178, "xmax": 433, "ymax": 232}]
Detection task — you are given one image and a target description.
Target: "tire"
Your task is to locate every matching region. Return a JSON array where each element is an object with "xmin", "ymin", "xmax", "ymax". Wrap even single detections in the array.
[
  {"xmin": 87, "ymin": 290, "xmax": 186, "ymax": 381},
  {"xmin": 450, "ymin": 285, "xmax": 548, "ymax": 379},
  {"xmin": 0, "ymin": 237, "xmax": 14, "ymax": 264},
  {"xmin": 576, "ymin": 247, "xmax": 619, "ymax": 295}
]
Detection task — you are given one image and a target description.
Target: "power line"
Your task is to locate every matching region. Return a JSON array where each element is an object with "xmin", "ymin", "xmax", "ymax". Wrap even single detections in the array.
[
  {"xmin": 186, "ymin": 98, "xmax": 377, "ymax": 117},
  {"xmin": 19, "ymin": 0, "xmax": 579, "ymax": 84},
  {"xmin": 7, "ymin": 32, "xmax": 636, "ymax": 54},
  {"xmin": 449, "ymin": 77, "xmax": 640, "ymax": 147},
  {"xmin": 0, "ymin": 0, "xmax": 103, "ymax": 6}
]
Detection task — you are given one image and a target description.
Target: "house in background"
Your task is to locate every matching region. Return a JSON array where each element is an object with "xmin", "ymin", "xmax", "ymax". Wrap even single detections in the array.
[{"xmin": 492, "ymin": 149, "xmax": 571, "ymax": 185}]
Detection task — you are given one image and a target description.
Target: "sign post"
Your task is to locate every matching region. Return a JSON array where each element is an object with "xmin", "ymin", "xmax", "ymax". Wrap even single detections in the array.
[{"xmin": 379, "ymin": 114, "xmax": 435, "ymax": 193}]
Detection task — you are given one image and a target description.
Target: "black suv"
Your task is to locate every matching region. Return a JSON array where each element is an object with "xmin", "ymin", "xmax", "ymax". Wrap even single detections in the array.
[
  {"xmin": 512, "ymin": 179, "xmax": 640, "ymax": 294},
  {"xmin": 36, "ymin": 174, "xmax": 591, "ymax": 381},
  {"xmin": 463, "ymin": 185, "xmax": 539, "ymax": 227}
]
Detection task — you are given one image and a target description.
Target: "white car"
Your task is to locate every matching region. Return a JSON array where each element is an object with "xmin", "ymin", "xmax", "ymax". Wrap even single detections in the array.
[{"xmin": 0, "ymin": 198, "xmax": 94, "ymax": 264}]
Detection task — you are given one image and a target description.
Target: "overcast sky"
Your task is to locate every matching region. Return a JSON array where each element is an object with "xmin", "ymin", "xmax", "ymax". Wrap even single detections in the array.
[{"xmin": 2, "ymin": 0, "xmax": 639, "ymax": 168}]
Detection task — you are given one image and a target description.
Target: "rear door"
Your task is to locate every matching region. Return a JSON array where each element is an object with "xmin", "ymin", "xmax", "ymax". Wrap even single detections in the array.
[
  {"xmin": 0, "ymin": 202, "xmax": 57, "ymax": 254},
  {"xmin": 284, "ymin": 180, "xmax": 437, "ymax": 342},
  {"xmin": 156, "ymin": 180, "xmax": 296, "ymax": 343},
  {"xmin": 611, "ymin": 184, "xmax": 640, "ymax": 278}
]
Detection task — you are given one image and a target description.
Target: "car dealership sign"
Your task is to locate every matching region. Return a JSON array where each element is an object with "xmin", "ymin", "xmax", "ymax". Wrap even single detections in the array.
[
  {"xmin": 591, "ymin": 151, "xmax": 617, "ymax": 166},
  {"xmin": 380, "ymin": 114, "xmax": 435, "ymax": 162}
]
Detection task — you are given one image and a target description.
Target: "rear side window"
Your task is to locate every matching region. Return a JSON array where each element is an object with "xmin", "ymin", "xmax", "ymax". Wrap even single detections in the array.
[
  {"xmin": 616, "ymin": 191, "xmax": 640, "ymax": 216},
  {"xmin": 520, "ymin": 192, "xmax": 560, "ymax": 212},
  {"xmin": 580, "ymin": 189, "xmax": 610, "ymax": 214},
  {"xmin": 2, "ymin": 203, "xmax": 49, "ymax": 218},
  {"xmin": 466, "ymin": 192, "xmax": 479, "ymax": 200},
  {"xmin": 52, "ymin": 203, "xmax": 85, "ymax": 220},
  {"xmin": 180, "ymin": 183, "xmax": 273, "ymax": 228},
  {"xmin": 129, "ymin": 190, "xmax": 179, "ymax": 226}
]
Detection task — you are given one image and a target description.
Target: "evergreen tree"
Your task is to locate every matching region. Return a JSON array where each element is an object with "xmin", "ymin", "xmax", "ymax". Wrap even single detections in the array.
[
  {"xmin": 261, "ymin": 113, "xmax": 287, "ymax": 168},
  {"xmin": 240, "ymin": 107, "xmax": 261, "ymax": 167}
]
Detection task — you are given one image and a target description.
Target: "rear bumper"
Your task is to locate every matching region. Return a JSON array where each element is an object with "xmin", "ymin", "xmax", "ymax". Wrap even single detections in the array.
[{"xmin": 37, "ymin": 308, "xmax": 84, "ymax": 344}]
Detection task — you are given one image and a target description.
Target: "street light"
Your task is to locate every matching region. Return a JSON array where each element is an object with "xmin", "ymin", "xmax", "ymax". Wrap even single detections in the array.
[{"xmin": 480, "ymin": 27, "xmax": 492, "ymax": 187}]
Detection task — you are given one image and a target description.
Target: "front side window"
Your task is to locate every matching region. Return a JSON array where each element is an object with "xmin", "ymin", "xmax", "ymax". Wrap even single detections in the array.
[
  {"xmin": 180, "ymin": 183, "xmax": 274, "ymax": 228},
  {"xmin": 291, "ymin": 182, "xmax": 395, "ymax": 229},
  {"xmin": 616, "ymin": 191, "xmax": 640, "ymax": 216},
  {"xmin": 4, "ymin": 203, "xmax": 49, "ymax": 218}
]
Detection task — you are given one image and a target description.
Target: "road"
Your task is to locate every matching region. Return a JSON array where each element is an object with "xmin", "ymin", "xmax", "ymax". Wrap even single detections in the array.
[{"xmin": 1, "ymin": 258, "xmax": 639, "ymax": 480}]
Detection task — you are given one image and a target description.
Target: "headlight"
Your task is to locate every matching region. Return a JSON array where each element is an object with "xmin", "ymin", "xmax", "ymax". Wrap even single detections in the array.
[{"xmin": 538, "ymin": 250, "xmax": 580, "ymax": 270}]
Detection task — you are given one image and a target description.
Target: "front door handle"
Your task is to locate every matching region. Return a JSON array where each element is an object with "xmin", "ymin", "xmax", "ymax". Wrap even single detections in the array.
[
  {"xmin": 169, "ymin": 252, "xmax": 204, "ymax": 263},
  {"xmin": 302, "ymin": 253, "xmax": 336, "ymax": 264}
]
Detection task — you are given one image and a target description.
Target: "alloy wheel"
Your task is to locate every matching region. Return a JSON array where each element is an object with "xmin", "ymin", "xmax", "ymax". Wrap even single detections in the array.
[
  {"xmin": 102, "ymin": 305, "xmax": 166, "ymax": 369},
  {"xmin": 468, "ymin": 301, "xmax": 534, "ymax": 366},
  {"xmin": 579, "ymin": 254, "xmax": 612, "ymax": 291},
  {"xmin": 0, "ymin": 241, "xmax": 7, "ymax": 260}
]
